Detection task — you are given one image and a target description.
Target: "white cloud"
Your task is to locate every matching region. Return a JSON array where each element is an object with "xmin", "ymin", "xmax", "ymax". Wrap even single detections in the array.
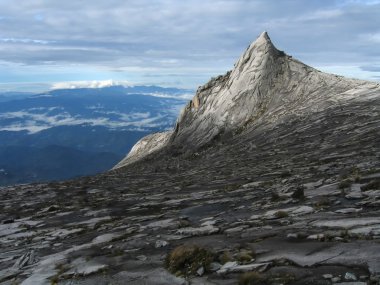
[
  {"xmin": 135, "ymin": 92, "xmax": 194, "ymax": 100},
  {"xmin": 364, "ymin": 33, "xmax": 380, "ymax": 43},
  {"xmin": 51, "ymin": 80, "xmax": 131, "ymax": 90},
  {"xmin": 342, "ymin": 0, "xmax": 380, "ymax": 5},
  {"xmin": 297, "ymin": 9, "xmax": 343, "ymax": 21},
  {"xmin": 0, "ymin": 108, "xmax": 175, "ymax": 133},
  {"xmin": 0, "ymin": 38, "xmax": 55, "ymax": 45},
  {"xmin": 0, "ymin": 0, "xmax": 380, "ymax": 91}
]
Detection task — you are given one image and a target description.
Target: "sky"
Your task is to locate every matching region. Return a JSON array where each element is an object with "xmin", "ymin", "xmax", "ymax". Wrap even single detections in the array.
[{"xmin": 0, "ymin": 0, "xmax": 380, "ymax": 92}]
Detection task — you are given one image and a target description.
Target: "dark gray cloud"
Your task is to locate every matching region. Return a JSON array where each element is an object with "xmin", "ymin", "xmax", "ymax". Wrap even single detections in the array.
[{"xmin": 0, "ymin": 0, "xmax": 379, "ymax": 91}]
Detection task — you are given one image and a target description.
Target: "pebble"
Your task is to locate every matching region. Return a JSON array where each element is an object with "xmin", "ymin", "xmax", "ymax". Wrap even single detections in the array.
[
  {"xmin": 155, "ymin": 240, "xmax": 169, "ymax": 248},
  {"xmin": 307, "ymin": 233, "xmax": 324, "ymax": 240},
  {"xmin": 332, "ymin": 277, "xmax": 341, "ymax": 282},
  {"xmin": 196, "ymin": 266, "xmax": 205, "ymax": 276},
  {"xmin": 335, "ymin": 208, "xmax": 362, "ymax": 214},
  {"xmin": 287, "ymin": 233, "xmax": 298, "ymax": 239},
  {"xmin": 323, "ymin": 274, "xmax": 333, "ymax": 279},
  {"xmin": 136, "ymin": 255, "xmax": 147, "ymax": 261},
  {"xmin": 345, "ymin": 272, "xmax": 357, "ymax": 281},
  {"xmin": 209, "ymin": 262, "xmax": 222, "ymax": 272}
]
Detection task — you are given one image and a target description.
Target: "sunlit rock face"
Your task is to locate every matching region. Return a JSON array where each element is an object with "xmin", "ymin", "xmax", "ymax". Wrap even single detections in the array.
[{"xmin": 118, "ymin": 31, "xmax": 379, "ymax": 166}]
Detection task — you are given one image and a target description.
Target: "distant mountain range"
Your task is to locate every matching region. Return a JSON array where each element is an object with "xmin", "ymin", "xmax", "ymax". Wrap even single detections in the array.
[{"xmin": 0, "ymin": 85, "xmax": 191, "ymax": 186}]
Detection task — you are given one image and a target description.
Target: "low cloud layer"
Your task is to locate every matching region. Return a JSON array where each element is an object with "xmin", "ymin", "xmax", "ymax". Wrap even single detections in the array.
[
  {"xmin": 0, "ymin": 107, "xmax": 177, "ymax": 133},
  {"xmin": 0, "ymin": 0, "xmax": 380, "ymax": 91}
]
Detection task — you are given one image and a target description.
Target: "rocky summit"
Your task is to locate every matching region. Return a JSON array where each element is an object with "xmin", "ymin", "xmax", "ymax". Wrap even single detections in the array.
[{"xmin": 1, "ymin": 32, "xmax": 380, "ymax": 285}]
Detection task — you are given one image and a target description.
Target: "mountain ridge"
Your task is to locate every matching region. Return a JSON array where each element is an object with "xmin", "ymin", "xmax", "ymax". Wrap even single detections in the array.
[{"xmin": 115, "ymin": 32, "xmax": 379, "ymax": 168}]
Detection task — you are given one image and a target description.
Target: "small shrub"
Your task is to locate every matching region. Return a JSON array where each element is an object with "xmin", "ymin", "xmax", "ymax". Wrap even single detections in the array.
[
  {"xmin": 280, "ymin": 171, "xmax": 292, "ymax": 178},
  {"xmin": 340, "ymin": 229, "xmax": 349, "ymax": 238},
  {"xmin": 50, "ymin": 276, "xmax": 59, "ymax": 285},
  {"xmin": 260, "ymin": 180, "xmax": 275, "ymax": 187},
  {"xmin": 224, "ymin": 183, "xmax": 242, "ymax": 191},
  {"xmin": 269, "ymin": 272, "xmax": 296, "ymax": 284},
  {"xmin": 219, "ymin": 251, "xmax": 234, "ymax": 264},
  {"xmin": 239, "ymin": 271, "xmax": 268, "ymax": 285},
  {"xmin": 50, "ymin": 263, "xmax": 68, "ymax": 285},
  {"xmin": 274, "ymin": 211, "xmax": 289, "ymax": 219},
  {"xmin": 178, "ymin": 219, "xmax": 191, "ymax": 228},
  {"xmin": 361, "ymin": 180, "xmax": 380, "ymax": 191},
  {"xmin": 270, "ymin": 192, "xmax": 280, "ymax": 202},
  {"xmin": 364, "ymin": 168, "xmax": 380, "ymax": 175},
  {"xmin": 111, "ymin": 248, "xmax": 124, "ymax": 256},
  {"xmin": 236, "ymin": 249, "xmax": 255, "ymax": 264},
  {"xmin": 338, "ymin": 179, "xmax": 352, "ymax": 189},
  {"xmin": 291, "ymin": 186, "xmax": 305, "ymax": 200},
  {"xmin": 314, "ymin": 197, "xmax": 331, "ymax": 208},
  {"xmin": 165, "ymin": 244, "xmax": 214, "ymax": 276}
]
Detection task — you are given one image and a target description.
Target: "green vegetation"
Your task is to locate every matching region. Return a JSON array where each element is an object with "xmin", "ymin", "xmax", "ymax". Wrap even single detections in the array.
[
  {"xmin": 236, "ymin": 249, "xmax": 255, "ymax": 264},
  {"xmin": 269, "ymin": 272, "xmax": 296, "ymax": 284},
  {"xmin": 270, "ymin": 192, "xmax": 280, "ymax": 202},
  {"xmin": 291, "ymin": 186, "xmax": 305, "ymax": 200},
  {"xmin": 50, "ymin": 263, "xmax": 69, "ymax": 285},
  {"xmin": 314, "ymin": 197, "xmax": 331, "ymax": 209},
  {"xmin": 165, "ymin": 244, "xmax": 214, "ymax": 276},
  {"xmin": 339, "ymin": 179, "xmax": 352, "ymax": 189},
  {"xmin": 224, "ymin": 183, "xmax": 242, "ymax": 191},
  {"xmin": 361, "ymin": 180, "xmax": 380, "ymax": 191},
  {"xmin": 239, "ymin": 272, "xmax": 268, "ymax": 285},
  {"xmin": 219, "ymin": 250, "xmax": 234, "ymax": 264},
  {"xmin": 280, "ymin": 170, "xmax": 292, "ymax": 178},
  {"xmin": 274, "ymin": 210, "xmax": 289, "ymax": 219}
]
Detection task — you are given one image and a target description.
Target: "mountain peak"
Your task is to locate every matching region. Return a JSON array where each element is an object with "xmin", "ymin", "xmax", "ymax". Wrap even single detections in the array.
[
  {"xmin": 115, "ymin": 33, "xmax": 379, "ymax": 168},
  {"xmin": 248, "ymin": 31, "xmax": 272, "ymax": 48},
  {"xmin": 234, "ymin": 31, "xmax": 279, "ymax": 72},
  {"xmin": 249, "ymin": 31, "xmax": 275, "ymax": 51},
  {"xmin": 256, "ymin": 31, "xmax": 271, "ymax": 44}
]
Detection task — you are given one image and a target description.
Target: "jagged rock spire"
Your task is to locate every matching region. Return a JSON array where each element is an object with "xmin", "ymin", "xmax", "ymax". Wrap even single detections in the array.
[
  {"xmin": 234, "ymin": 31, "xmax": 280, "ymax": 73},
  {"xmin": 169, "ymin": 31, "xmax": 366, "ymax": 151},
  {"xmin": 115, "ymin": 32, "xmax": 378, "ymax": 168},
  {"xmin": 170, "ymin": 32, "xmax": 287, "ymax": 149}
]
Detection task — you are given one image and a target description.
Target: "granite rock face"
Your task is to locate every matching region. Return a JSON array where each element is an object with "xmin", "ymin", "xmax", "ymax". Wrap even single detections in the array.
[
  {"xmin": 119, "ymin": 31, "xmax": 379, "ymax": 159},
  {"xmin": 114, "ymin": 131, "xmax": 172, "ymax": 168},
  {"xmin": 1, "ymin": 32, "xmax": 380, "ymax": 284}
]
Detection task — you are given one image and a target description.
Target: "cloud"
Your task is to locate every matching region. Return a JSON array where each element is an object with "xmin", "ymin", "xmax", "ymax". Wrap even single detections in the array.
[
  {"xmin": 0, "ymin": 38, "xmax": 55, "ymax": 45},
  {"xmin": 0, "ymin": 108, "xmax": 173, "ymax": 133},
  {"xmin": 296, "ymin": 9, "xmax": 343, "ymax": 21},
  {"xmin": 0, "ymin": 0, "xmax": 379, "ymax": 91},
  {"xmin": 364, "ymin": 33, "xmax": 380, "ymax": 43},
  {"xmin": 49, "ymin": 80, "xmax": 194, "ymax": 99},
  {"xmin": 51, "ymin": 80, "xmax": 130, "ymax": 89}
]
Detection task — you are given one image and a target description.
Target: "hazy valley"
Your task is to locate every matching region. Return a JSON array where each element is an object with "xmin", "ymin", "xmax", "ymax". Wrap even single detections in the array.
[{"xmin": 0, "ymin": 86, "xmax": 190, "ymax": 185}]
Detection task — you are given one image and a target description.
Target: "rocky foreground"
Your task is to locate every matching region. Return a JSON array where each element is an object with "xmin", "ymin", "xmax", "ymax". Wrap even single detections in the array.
[{"xmin": 1, "ymin": 33, "xmax": 380, "ymax": 284}]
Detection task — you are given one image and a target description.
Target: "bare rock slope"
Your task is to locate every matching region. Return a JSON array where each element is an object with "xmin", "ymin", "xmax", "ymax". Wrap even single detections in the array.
[
  {"xmin": 113, "ymin": 131, "xmax": 172, "ymax": 169},
  {"xmin": 1, "ymin": 32, "xmax": 380, "ymax": 285},
  {"xmin": 117, "ymin": 31, "xmax": 379, "ymax": 167}
]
